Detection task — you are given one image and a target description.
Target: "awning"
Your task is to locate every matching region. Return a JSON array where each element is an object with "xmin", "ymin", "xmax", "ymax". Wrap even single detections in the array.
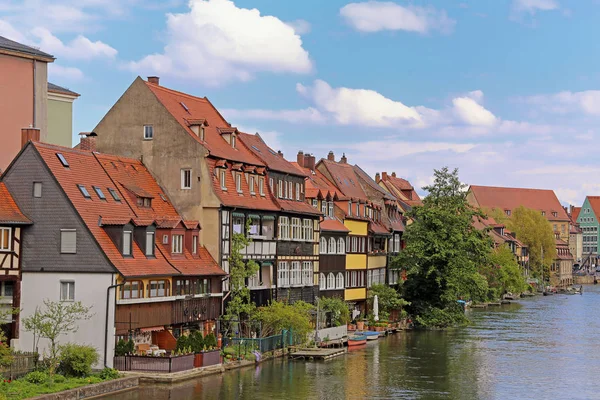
[
  {"xmin": 261, "ymin": 262, "xmax": 273, "ymax": 267},
  {"xmin": 140, "ymin": 326, "xmax": 165, "ymax": 333},
  {"xmin": 232, "ymin": 212, "xmax": 245, "ymax": 218},
  {"xmin": 248, "ymin": 214, "xmax": 260, "ymax": 220},
  {"xmin": 262, "ymin": 215, "xmax": 276, "ymax": 221}
]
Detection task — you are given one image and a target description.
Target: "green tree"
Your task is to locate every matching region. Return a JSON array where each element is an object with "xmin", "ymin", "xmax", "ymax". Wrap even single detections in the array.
[
  {"xmin": 393, "ymin": 167, "xmax": 492, "ymax": 328},
  {"xmin": 482, "ymin": 244, "xmax": 528, "ymax": 298},
  {"xmin": 224, "ymin": 218, "xmax": 260, "ymax": 334},
  {"xmin": 504, "ymin": 206, "xmax": 556, "ymax": 281},
  {"xmin": 367, "ymin": 284, "xmax": 409, "ymax": 320},
  {"xmin": 255, "ymin": 301, "xmax": 313, "ymax": 344},
  {"xmin": 22, "ymin": 300, "xmax": 93, "ymax": 373},
  {"xmin": 317, "ymin": 297, "xmax": 350, "ymax": 327}
]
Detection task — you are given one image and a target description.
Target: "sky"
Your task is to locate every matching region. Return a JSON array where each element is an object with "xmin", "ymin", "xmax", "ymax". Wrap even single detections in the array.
[{"xmin": 1, "ymin": 0, "xmax": 600, "ymax": 206}]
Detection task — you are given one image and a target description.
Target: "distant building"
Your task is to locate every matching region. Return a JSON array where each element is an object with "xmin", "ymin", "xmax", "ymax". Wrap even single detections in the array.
[
  {"xmin": 567, "ymin": 206, "xmax": 582, "ymax": 266},
  {"xmin": 575, "ymin": 197, "xmax": 600, "ymax": 269},
  {"xmin": 377, "ymin": 172, "xmax": 422, "ymax": 208},
  {"xmin": 47, "ymin": 83, "xmax": 80, "ymax": 147},
  {"xmin": 0, "ymin": 36, "xmax": 54, "ymax": 170}
]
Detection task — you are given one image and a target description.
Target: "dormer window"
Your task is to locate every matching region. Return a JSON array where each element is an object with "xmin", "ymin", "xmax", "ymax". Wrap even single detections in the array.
[
  {"xmin": 123, "ymin": 230, "xmax": 132, "ymax": 256},
  {"xmin": 505, "ymin": 209, "xmax": 511, "ymax": 216},
  {"xmin": 231, "ymin": 134, "xmax": 236, "ymax": 149},
  {"xmin": 321, "ymin": 200, "xmax": 327, "ymax": 215},
  {"xmin": 278, "ymin": 180, "xmax": 283, "ymax": 198},
  {"xmin": 295, "ymin": 183, "xmax": 300, "ymax": 201},
  {"xmin": 552, "ymin": 212, "xmax": 558, "ymax": 217},
  {"xmin": 137, "ymin": 197, "xmax": 152, "ymax": 208},
  {"xmin": 200, "ymin": 126, "xmax": 205, "ymax": 141},
  {"xmin": 250, "ymin": 175, "xmax": 256, "ymax": 194},
  {"xmin": 220, "ymin": 169, "xmax": 227, "ymax": 190},
  {"xmin": 288, "ymin": 182, "xmax": 293, "ymax": 199},
  {"xmin": 312, "ymin": 199, "xmax": 318, "ymax": 208},
  {"xmin": 145, "ymin": 232, "xmax": 155, "ymax": 256},
  {"xmin": 541, "ymin": 211, "xmax": 546, "ymax": 216},
  {"xmin": 235, "ymin": 173, "xmax": 242, "ymax": 193},
  {"xmin": 172, "ymin": 234, "xmax": 183, "ymax": 254},
  {"xmin": 348, "ymin": 201, "xmax": 352, "ymax": 217},
  {"xmin": 192, "ymin": 235, "xmax": 198, "ymax": 254},
  {"xmin": 328, "ymin": 202, "xmax": 334, "ymax": 218},
  {"xmin": 259, "ymin": 177, "xmax": 265, "ymax": 196}
]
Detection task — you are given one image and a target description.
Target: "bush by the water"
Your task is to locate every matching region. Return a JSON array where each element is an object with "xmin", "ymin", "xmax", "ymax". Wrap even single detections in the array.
[
  {"xmin": 99, "ymin": 367, "xmax": 120, "ymax": 380},
  {"xmin": 24, "ymin": 371, "xmax": 49, "ymax": 384},
  {"xmin": 58, "ymin": 344, "xmax": 99, "ymax": 377}
]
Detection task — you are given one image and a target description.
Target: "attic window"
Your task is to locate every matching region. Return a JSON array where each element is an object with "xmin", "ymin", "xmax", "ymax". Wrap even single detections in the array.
[
  {"xmin": 268, "ymin": 149, "xmax": 277, "ymax": 155},
  {"xmin": 180, "ymin": 102, "xmax": 189, "ymax": 113},
  {"xmin": 57, "ymin": 153, "xmax": 69, "ymax": 167},
  {"xmin": 505, "ymin": 210, "xmax": 511, "ymax": 216},
  {"xmin": 108, "ymin": 188, "xmax": 121, "ymax": 202},
  {"xmin": 541, "ymin": 211, "xmax": 546, "ymax": 216},
  {"xmin": 77, "ymin": 184, "xmax": 91, "ymax": 199},
  {"xmin": 160, "ymin": 194, "xmax": 167, "ymax": 202},
  {"xmin": 231, "ymin": 134, "xmax": 236, "ymax": 149},
  {"xmin": 93, "ymin": 186, "xmax": 106, "ymax": 200},
  {"xmin": 137, "ymin": 197, "xmax": 152, "ymax": 208},
  {"xmin": 251, "ymin": 145, "xmax": 261, "ymax": 153},
  {"xmin": 552, "ymin": 212, "xmax": 558, "ymax": 217}
]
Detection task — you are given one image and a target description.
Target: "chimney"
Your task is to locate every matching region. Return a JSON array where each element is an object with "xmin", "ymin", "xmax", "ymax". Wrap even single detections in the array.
[
  {"xmin": 21, "ymin": 127, "xmax": 40, "ymax": 148},
  {"xmin": 382, "ymin": 172, "xmax": 388, "ymax": 180},
  {"xmin": 327, "ymin": 151, "xmax": 335, "ymax": 161},
  {"xmin": 147, "ymin": 76, "xmax": 160, "ymax": 85},
  {"xmin": 277, "ymin": 150, "xmax": 283, "ymax": 158},
  {"xmin": 340, "ymin": 153, "xmax": 347, "ymax": 164},
  {"xmin": 392, "ymin": 172, "xmax": 396, "ymax": 177},
  {"xmin": 375, "ymin": 173, "xmax": 381, "ymax": 183},
  {"xmin": 79, "ymin": 132, "xmax": 98, "ymax": 152},
  {"xmin": 305, "ymin": 154, "xmax": 316, "ymax": 171},
  {"xmin": 297, "ymin": 150, "xmax": 304, "ymax": 168}
]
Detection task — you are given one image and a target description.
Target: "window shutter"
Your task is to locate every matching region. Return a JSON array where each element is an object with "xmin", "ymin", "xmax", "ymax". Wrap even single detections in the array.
[{"xmin": 60, "ymin": 230, "xmax": 77, "ymax": 253}]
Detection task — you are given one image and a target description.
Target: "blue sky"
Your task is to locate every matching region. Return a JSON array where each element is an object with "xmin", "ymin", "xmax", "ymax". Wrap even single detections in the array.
[{"xmin": 2, "ymin": 0, "xmax": 600, "ymax": 205}]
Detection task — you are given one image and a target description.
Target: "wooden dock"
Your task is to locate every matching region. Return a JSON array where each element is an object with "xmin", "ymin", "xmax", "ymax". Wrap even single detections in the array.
[{"xmin": 289, "ymin": 348, "xmax": 346, "ymax": 361}]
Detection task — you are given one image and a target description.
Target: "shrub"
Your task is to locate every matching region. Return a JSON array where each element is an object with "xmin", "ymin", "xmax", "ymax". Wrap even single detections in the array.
[
  {"xmin": 58, "ymin": 344, "xmax": 99, "ymax": 378},
  {"xmin": 99, "ymin": 367, "xmax": 120, "ymax": 380},
  {"xmin": 189, "ymin": 331, "xmax": 204, "ymax": 353},
  {"xmin": 52, "ymin": 374, "xmax": 66, "ymax": 383},
  {"xmin": 24, "ymin": 370, "xmax": 49, "ymax": 384},
  {"xmin": 175, "ymin": 335, "xmax": 189, "ymax": 352},
  {"xmin": 204, "ymin": 333, "xmax": 217, "ymax": 349},
  {"xmin": 115, "ymin": 339, "xmax": 135, "ymax": 356}
]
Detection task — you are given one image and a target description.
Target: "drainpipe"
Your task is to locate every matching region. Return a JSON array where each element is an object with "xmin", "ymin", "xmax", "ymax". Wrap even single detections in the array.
[
  {"xmin": 104, "ymin": 282, "xmax": 124, "ymax": 368},
  {"xmin": 32, "ymin": 60, "xmax": 36, "ymax": 127}
]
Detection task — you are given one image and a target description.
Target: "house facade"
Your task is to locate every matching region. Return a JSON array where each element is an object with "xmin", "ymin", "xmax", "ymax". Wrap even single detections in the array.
[
  {"xmin": 0, "ymin": 36, "xmax": 54, "ymax": 171},
  {"xmin": 576, "ymin": 197, "xmax": 600, "ymax": 269},
  {"xmin": 47, "ymin": 83, "xmax": 80, "ymax": 148},
  {"xmin": 0, "ymin": 181, "xmax": 31, "ymax": 345},
  {"xmin": 2, "ymin": 131, "xmax": 224, "ymax": 365}
]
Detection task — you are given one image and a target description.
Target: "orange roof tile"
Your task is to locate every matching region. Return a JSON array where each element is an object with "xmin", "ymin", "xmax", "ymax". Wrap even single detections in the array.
[
  {"xmin": 290, "ymin": 162, "xmax": 344, "ymax": 201},
  {"xmin": 277, "ymin": 198, "xmax": 322, "ymax": 216},
  {"xmin": 570, "ymin": 206, "xmax": 581, "ymax": 222},
  {"xmin": 145, "ymin": 81, "xmax": 264, "ymax": 166},
  {"xmin": 380, "ymin": 174, "xmax": 422, "ymax": 206},
  {"xmin": 0, "ymin": 182, "xmax": 31, "ymax": 224},
  {"xmin": 584, "ymin": 197, "xmax": 600, "ymax": 221},
  {"xmin": 369, "ymin": 221, "xmax": 390, "ymax": 235},
  {"xmin": 156, "ymin": 243, "xmax": 225, "ymax": 276},
  {"xmin": 238, "ymin": 132, "xmax": 305, "ymax": 177},
  {"xmin": 320, "ymin": 218, "xmax": 349, "ymax": 232},
  {"xmin": 319, "ymin": 159, "xmax": 367, "ymax": 201},
  {"xmin": 469, "ymin": 185, "xmax": 569, "ymax": 222}
]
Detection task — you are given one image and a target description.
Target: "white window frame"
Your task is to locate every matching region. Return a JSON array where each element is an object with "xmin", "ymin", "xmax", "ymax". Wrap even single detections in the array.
[
  {"xmin": 302, "ymin": 262, "xmax": 312, "ymax": 286},
  {"xmin": 172, "ymin": 234, "xmax": 183, "ymax": 254},
  {"xmin": 291, "ymin": 261, "xmax": 302, "ymax": 286},
  {"xmin": 303, "ymin": 219, "xmax": 313, "ymax": 242},
  {"xmin": 327, "ymin": 273, "xmax": 335, "ymax": 290},
  {"xmin": 235, "ymin": 173, "xmax": 242, "ymax": 193},
  {"xmin": 192, "ymin": 235, "xmax": 198, "ymax": 254},
  {"xmin": 348, "ymin": 201, "xmax": 352, "ymax": 217},
  {"xmin": 321, "ymin": 201, "xmax": 327, "ymax": 215},
  {"xmin": 249, "ymin": 175, "xmax": 255, "ymax": 195},
  {"xmin": 181, "ymin": 169, "xmax": 192, "ymax": 190},
  {"xmin": 336, "ymin": 272, "xmax": 344, "ymax": 289},
  {"xmin": 291, "ymin": 217, "xmax": 302, "ymax": 240},
  {"xmin": 60, "ymin": 281, "xmax": 75, "ymax": 302},
  {"xmin": 60, "ymin": 229, "xmax": 77, "ymax": 254},
  {"xmin": 123, "ymin": 230, "xmax": 132, "ymax": 256},
  {"xmin": 319, "ymin": 273, "xmax": 326, "ymax": 290},
  {"xmin": 0, "ymin": 228, "xmax": 11, "ymax": 251},
  {"xmin": 145, "ymin": 232, "xmax": 154, "ymax": 256},
  {"xmin": 278, "ymin": 180, "xmax": 284, "ymax": 198},
  {"xmin": 33, "ymin": 182, "xmax": 42, "ymax": 198},
  {"xmin": 259, "ymin": 177, "xmax": 265, "ymax": 196},
  {"xmin": 143, "ymin": 125, "xmax": 153, "ymax": 140},
  {"xmin": 231, "ymin": 134, "xmax": 236, "ymax": 148},
  {"xmin": 220, "ymin": 169, "xmax": 227, "ymax": 190},
  {"xmin": 338, "ymin": 237, "xmax": 345, "ymax": 254},
  {"xmin": 295, "ymin": 183, "xmax": 300, "ymax": 201},
  {"xmin": 278, "ymin": 262, "xmax": 289, "ymax": 288},
  {"xmin": 270, "ymin": 178, "xmax": 274, "ymax": 194},
  {"xmin": 279, "ymin": 216, "xmax": 290, "ymax": 240},
  {"xmin": 328, "ymin": 202, "xmax": 334, "ymax": 218},
  {"xmin": 312, "ymin": 199, "xmax": 318, "ymax": 208},
  {"xmin": 320, "ymin": 237, "xmax": 327, "ymax": 254},
  {"xmin": 329, "ymin": 237, "xmax": 336, "ymax": 254},
  {"xmin": 288, "ymin": 181, "xmax": 293, "ymax": 199}
]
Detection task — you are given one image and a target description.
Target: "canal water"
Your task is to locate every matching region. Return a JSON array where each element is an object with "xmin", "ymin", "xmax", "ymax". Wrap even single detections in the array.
[{"xmin": 104, "ymin": 286, "xmax": 600, "ymax": 400}]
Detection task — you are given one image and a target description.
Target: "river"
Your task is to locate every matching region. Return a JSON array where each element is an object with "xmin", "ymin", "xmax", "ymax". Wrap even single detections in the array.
[{"xmin": 103, "ymin": 285, "xmax": 600, "ymax": 400}]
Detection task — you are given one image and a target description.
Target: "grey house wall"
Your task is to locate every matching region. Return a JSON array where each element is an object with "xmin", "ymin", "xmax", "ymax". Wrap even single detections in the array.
[{"xmin": 2, "ymin": 144, "xmax": 114, "ymax": 273}]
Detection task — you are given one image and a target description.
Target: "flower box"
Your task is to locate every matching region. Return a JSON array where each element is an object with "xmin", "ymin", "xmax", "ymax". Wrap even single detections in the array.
[{"xmin": 193, "ymin": 350, "xmax": 221, "ymax": 368}]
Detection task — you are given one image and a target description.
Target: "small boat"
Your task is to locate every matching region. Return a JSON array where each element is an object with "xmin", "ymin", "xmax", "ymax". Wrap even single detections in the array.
[
  {"xmin": 543, "ymin": 291, "xmax": 553, "ymax": 296},
  {"xmin": 347, "ymin": 334, "xmax": 367, "ymax": 346},
  {"xmin": 362, "ymin": 331, "xmax": 380, "ymax": 341}
]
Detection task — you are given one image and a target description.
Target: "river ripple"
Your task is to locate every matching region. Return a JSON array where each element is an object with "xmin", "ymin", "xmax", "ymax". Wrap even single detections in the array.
[{"xmin": 102, "ymin": 285, "xmax": 600, "ymax": 400}]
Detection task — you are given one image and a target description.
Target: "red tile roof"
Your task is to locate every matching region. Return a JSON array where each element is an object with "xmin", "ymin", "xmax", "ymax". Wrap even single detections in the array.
[
  {"xmin": 156, "ymin": 243, "xmax": 224, "ymax": 276},
  {"xmin": 369, "ymin": 221, "xmax": 390, "ymax": 235},
  {"xmin": 319, "ymin": 159, "xmax": 368, "ymax": 201},
  {"xmin": 32, "ymin": 142, "xmax": 223, "ymax": 278},
  {"xmin": 571, "ymin": 206, "xmax": 581, "ymax": 222},
  {"xmin": 469, "ymin": 185, "xmax": 569, "ymax": 222},
  {"xmin": 145, "ymin": 80, "xmax": 264, "ymax": 166},
  {"xmin": 291, "ymin": 162, "xmax": 345, "ymax": 201},
  {"xmin": 320, "ymin": 218, "xmax": 349, "ymax": 232},
  {"xmin": 238, "ymin": 132, "xmax": 305, "ymax": 177},
  {"xmin": 584, "ymin": 197, "xmax": 600, "ymax": 222},
  {"xmin": 276, "ymin": 198, "xmax": 321, "ymax": 216},
  {"xmin": 206, "ymin": 158, "xmax": 279, "ymax": 211},
  {"xmin": 380, "ymin": 174, "xmax": 422, "ymax": 206},
  {"xmin": 0, "ymin": 182, "xmax": 31, "ymax": 224}
]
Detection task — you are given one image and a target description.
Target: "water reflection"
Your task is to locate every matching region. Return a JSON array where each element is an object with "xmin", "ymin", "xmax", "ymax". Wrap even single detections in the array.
[{"xmin": 103, "ymin": 287, "xmax": 600, "ymax": 399}]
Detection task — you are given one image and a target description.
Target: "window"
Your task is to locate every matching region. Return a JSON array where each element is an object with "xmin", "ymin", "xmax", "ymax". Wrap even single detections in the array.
[
  {"xmin": 348, "ymin": 201, "xmax": 352, "ymax": 217},
  {"xmin": 77, "ymin": 184, "xmax": 91, "ymax": 199},
  {"xmin": 270, "ymin": 178, "xmax": 274, "ymax": 194},
  {"xmin": 93, "ymin": 186, "xmax": 106, "ymax": 200},
  {"xmin": 338, "ymin": 238, "xmax": 345, "ymax": 254},
  {"xmin": 145, "ymin": 232, "xmax": 155, "ymax": 256},
  {"xmin": 235, "ymin": 173, "xmax": 242, "ymax": 193},
  {"xmin": 200, "ymin": 126, "xmax": 205, "ymax": 141},
  {"xmin": 181, "ymin": 169, "xmax": 192, "ymax": 189},
  {"xmin": 320, "ymin": 237, "xmax": 327, "ymax": 254},
  {"xmin": 328, "ymin": 202, "xmax": 334, "ymax": 218},
  {"xmin": 0, "ymin": 228, "xmax": 11, "ymax": 251},
  {"xmin": 123, "ymin": 231, "xmax": 132, "ymax": 256},
  {"xmin": 249, "ymin": 217, "xmax": 260, "ymax": 236},
  {"xmin": 262, "ymin": 217, "xmax": 275, "ymax": 239},
  {"xmin": 329, "ymin": 237, "xmax": 336, "ymax": 253},
  {"xmin": 162, "ymin": 235, "xmax": 169, "ymax": 244},
  {"xmin": 121, "ymin": 281, "xmax": 143, "ymax": 299},
  {"xmin": 295, "ymin": 183, "xmax": 301, "ymax": 200},
  {"xmin": 231, "ymin": 134, "xmax": 236, "ymax": 148},
  {"xmin": 327, "ymin": 273, "xmax": 335, "ymax": 289},
  {"xmin": 321, "ymin": 201, "xmax": 327, "ymax": 215},
  {"xmin": 60, "ymin": 229, "xmax": 76, "ymax": 253},
  {"xmin": 278, "ymin": 262, "xmax": 289, "ymax": 287},
  {"xmin": 172, "ymin": 234, "xmax": 183, "ymax": 253},
  {"xmin": 192, "ymin": 235, "xmax": 198, "ymax": 254},
  {"xmin": 33, "ymin": 182, "xmax": 42, "ymax": 198},
  {"xmin": 250, "ymin": 175, "xmax": 256, "ymax": 194},
  {"xmin": 303, "ymin": 219, "xmax": 313, "ymax": 241},
  {"xmin": 108, "ymin": 188, "xmax": 121, "ymax": 202},
  {"xmin": 60, "ymin": 281, "xmax": 75, "ymax": 301},
  {"xmin": 336, "ymin": 273, "xmax": 344, "ymax": 289},
  {"xmin": 312, "ymin": 199, "xmax": 318, "ymax": 208},
  {"xmin": 148, "ymin": 280, "xmax": 169, "ymax": 297},
  {"xmin": 288, "ymin": 182, "xmax": 293, "ymax": 199},
  {"xmin": 552, "ymin": 212, "xmax": 558, "ymax": 217},
  {"xmin": 278, "ymin": 180, "xmax": 283, "ymax": 198},
  {"xmin": 351, "ymin": 236, "xmax": 358, "ymax": 252},
  {"xmin": 259, "ymin": 177, "xmax": 265, "ymax": 196},
  {"xmin": 284, "ymin": 180, "xmax": 288, "ymax": 198},
  {"xmin": 319, "ymin": 273, "xmax": 326, "ymax": 290},
  {"xmin": 356, "ymin": 203, "xmax": 360, "ymax": 216},
  {"xmin": 279, "ymin": 216, "xmax": 290, "ymax": 240},
  {"xmin": 57, "ymin": 153, "xmax": 69, "ymax": 167},
  {"xmin": 291, "ymin": 217, "xmax": 302, "ymax": 240},
  {"xmin": 541, "ymin": 211, "xmax": 546, "ymax": 216},
  {"xmin": 291, "ymin": 261, "xmax": 301, "ymax": 285},
  {"xmin": 220, "ymin": 170, "xmax": 227, "ymax": 190},
  {"xmin": 302, "ymin": 262, "xmax": 312, "ymax": 286},
  {"xmin": 233, "ymin": 216, "xmax": 244, "ymax": 234},
  {"xmin": 144, "ymin": 125, "xmax": 153, "ymax": 139},
  {"xmin": 1, "ymin": 281, "xmax": 13, "ymax": 297}
]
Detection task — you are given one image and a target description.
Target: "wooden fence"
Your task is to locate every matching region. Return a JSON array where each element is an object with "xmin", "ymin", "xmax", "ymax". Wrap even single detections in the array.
[
  {"xmin": 113, "ymin": 354, "xmax": 194, "ymax": 373},
  {"xmin": 1, "ymin": 352, "xmax": 38, "ymax": 379}
]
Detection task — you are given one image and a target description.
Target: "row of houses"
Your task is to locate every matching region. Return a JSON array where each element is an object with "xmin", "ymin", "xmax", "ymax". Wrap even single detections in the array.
[{"xmin": 0, "ymin": 36, "xmax": 578, "ymax": 368}]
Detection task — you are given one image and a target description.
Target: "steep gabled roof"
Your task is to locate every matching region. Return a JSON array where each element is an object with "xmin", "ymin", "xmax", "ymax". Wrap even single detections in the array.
[
  {"xmin": 144, "ymin": 80, "xmax": 263, "ymax": 166},
  {"xmin": 238, "ymin": 132, "xmax": 304, "ymax": 177},
  {"xmin": 571, "ymin": 206, "xmax": 581, "ymax": 222},
  {"xmin": 0, "ymin": 183, "xmax": 31, "ymax": 225},
  {"xmin": 469, "ymin": 185, "xmax": 569, "ymax": 222},
  {"xmin": 0, "ymin": 35, "xmax": 54, "ymax": 61},
  {"xmin": 352, "ymin": 165, "xmax": 394, "ymax": 200},
  {"xmin": 380, "ymin": 173, "xmax": 422, "ymax": 206},
  {"xmin": 291, "ymin": 162, "xmax": 345, "ymax": 201},
  {"xmin": 319, "ymin": 159, "xmax": 367, "ymax": 201},
  {"xmin": 584, "ymin": 197, "xmax": 600, "ymax": 222}
]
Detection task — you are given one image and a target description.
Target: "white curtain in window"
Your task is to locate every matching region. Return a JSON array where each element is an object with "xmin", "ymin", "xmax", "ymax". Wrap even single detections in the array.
[
  {"xmin": 319, "ymin": 273, "xmax": 326, "ymax": 290},
  {"xmin": 320, "ymin": 237, "xmax": 327, "ymax": 254},
  {"xmin": 336, "ymin": 273, "xmax": 344, "ymax": 289},
  {"xmin": 329, "ymin": 237, "xmax": 336, "ymax": 254},
  {"xmin": 327, "ymin": 273, "xmax": 335, "ymax": 289},
  {"xmin": 338, "ymin": 238, "xmax": 345, "ymax": 254}
]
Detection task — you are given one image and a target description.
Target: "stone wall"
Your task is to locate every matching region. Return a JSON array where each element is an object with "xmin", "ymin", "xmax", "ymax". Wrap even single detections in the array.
[{"xmin": 30, "ymin": 377, "xmax": 139, "ymax": 400}]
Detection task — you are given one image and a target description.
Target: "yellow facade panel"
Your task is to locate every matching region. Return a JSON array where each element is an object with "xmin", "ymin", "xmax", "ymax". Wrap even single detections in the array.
[
  {"xmin": 345, "ymin": 288, "xmax": 367, "ymax": 301},
  {"xmin": 346, "ymin": 254, "xmax": 367, "ymax": 269},
  {"xmin": 368, "ymin": 255, "xmax": 387, "ymax": 269},
  {"xmin": 344, "ymin": 220, "xmax": 368, "ymax": 236}
]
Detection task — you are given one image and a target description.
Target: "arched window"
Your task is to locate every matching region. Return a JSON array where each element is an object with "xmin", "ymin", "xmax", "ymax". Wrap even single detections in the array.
[
  {"xmin": 329, "ymin": 237, "xmax": 336, "ymax": 254},
  {"xmin": 327, "ymin": 273, "xmax": 335, "ymax": 289},
  {"xmin": 320, "ymin": 237, "xmax": 327, "ymax": 254},
  {"xmin": 336, "ymin": 273, "xmax": 344, "ymax": 289},
  {"xmin": 337, "ymin": 238, "xmax": 345, "ymax": 254},
  {"xmin": 319, "ymin": 273, "xmax": 326, "ymax": 290}
]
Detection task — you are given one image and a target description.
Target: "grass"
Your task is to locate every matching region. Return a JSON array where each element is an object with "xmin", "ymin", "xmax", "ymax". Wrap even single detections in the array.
[{"xmin": 0, "ymin": 374, "xmax": 112, "ymax": 400}]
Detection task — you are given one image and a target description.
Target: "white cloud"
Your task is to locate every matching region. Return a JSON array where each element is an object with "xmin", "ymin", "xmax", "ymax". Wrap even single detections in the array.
[
  {"xmin": 340, "ymin": 1, "xmax": 455, "ymax": 34},
  {"xmin": 452, "ymin": 92, "xmax": 497, "ymax": 127},
  {"xmin": 127, "ymin": 0, "xmax": 312, "ymax": 85},
  {"xmin": 224, "ymin": 107, "xmax": 325, "ymax": 124},
  {"xmin": 512, "ymin": 0, "xmax": 559, "ymax": 14},
  {"xmin": 296, "ymin": 80, "xmax": 424, "ymax": 127},
  {"xmin": 31, "ymin": 27, "xmax": 117, "ymax": 60},
  {"xmin": 48, "ymin": 64, "xmax": 85, "ymax": 81},
  {"xmin": 0, "ymin": 20, "xmax": 26, "ymax": 42},
  {"xmin": 522, "ymin": 90, "xmax": 600, "ymax": 116},
  {"xmin": 285, "ymin": 19, "xmax": 311, "ymax": 35}
]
